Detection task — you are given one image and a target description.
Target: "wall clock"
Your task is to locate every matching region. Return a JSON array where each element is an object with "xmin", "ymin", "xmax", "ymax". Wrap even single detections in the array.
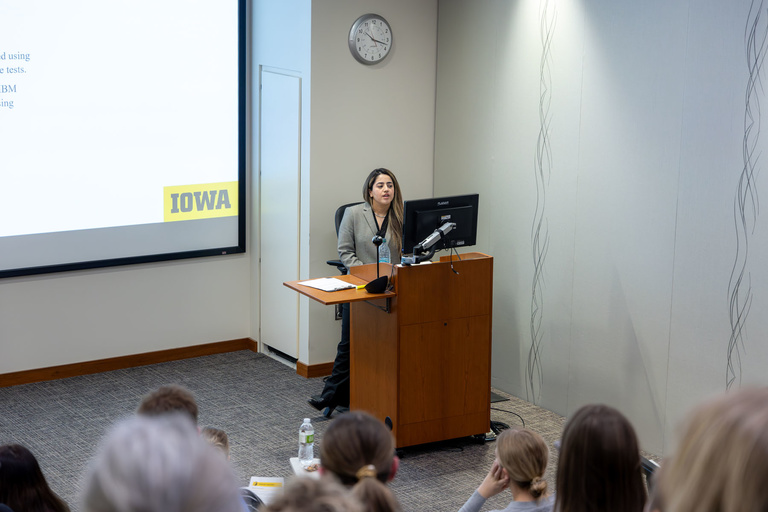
[{"xmin": 348, "ymin": 13, "xmax": 393, "ymax": 65}]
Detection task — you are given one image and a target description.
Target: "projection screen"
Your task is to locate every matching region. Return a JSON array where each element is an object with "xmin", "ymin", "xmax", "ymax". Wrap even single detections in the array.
[{"xmin": 0, "ymin": 0, "xmax": 246, "ymax": 278}]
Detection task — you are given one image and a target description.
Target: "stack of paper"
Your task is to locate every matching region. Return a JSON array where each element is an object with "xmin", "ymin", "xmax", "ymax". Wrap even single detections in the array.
[{"xmin": 298, "ymin": 278, "xmax": 356, "ymax": 292}]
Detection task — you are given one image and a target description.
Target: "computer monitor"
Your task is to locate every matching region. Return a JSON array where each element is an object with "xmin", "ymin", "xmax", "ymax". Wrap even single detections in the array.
[{"xmin": 401, "ymin": 193, "xmax": 479, "ymax": 261}]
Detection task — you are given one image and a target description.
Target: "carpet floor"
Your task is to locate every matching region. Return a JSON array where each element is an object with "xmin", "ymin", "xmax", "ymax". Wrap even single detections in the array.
[{"xmin": 0, "ymin": 350, "xmax": 574, "ymax": 511}]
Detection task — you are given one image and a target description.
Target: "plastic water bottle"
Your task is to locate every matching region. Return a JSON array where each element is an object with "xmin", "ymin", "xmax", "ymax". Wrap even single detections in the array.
[
  {"xmin": 298, "ymin": 418, "xmax": 314, "ymax": 469},
  {"xmin": 378, "ymin": 238, "xmax": 391, "ymax": 264}
]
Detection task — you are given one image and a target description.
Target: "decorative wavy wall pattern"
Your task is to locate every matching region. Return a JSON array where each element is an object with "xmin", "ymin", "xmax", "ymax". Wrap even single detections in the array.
[
  {"xmin": 527, "ymin": 0, "xmax": 556, "ymax": 404},
  {"xmin": 727, "ymin": 0, "xmax": 767, "ymax": 389}
]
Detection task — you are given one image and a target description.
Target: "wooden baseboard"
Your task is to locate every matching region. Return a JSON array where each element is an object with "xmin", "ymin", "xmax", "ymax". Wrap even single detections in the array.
[
  {"xmin": 296, "ymin": 361, "xmax": 334, "ymax": 379},
  {"xmin": 0, "ymin": 338, "xmax": 259, "ymax": 388}
]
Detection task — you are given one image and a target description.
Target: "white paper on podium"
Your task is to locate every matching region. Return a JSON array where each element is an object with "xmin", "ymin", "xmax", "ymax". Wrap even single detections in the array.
[{"xmin": 298, "ymin": 278, "xmax": 356, "ymax": 292}]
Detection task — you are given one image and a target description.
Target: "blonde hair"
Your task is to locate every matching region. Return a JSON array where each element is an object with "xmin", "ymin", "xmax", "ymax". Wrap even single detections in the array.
[
  {"xmin": 201, "ymin": 427, "xmax": 230, "ymax": 458},
  {"xmin": 496, "ymin": 428, "xmax": 549, "ymax": 500},
  {"xmin": 659, "ymin": 387, "xmax": 768, "ymax": 512}
]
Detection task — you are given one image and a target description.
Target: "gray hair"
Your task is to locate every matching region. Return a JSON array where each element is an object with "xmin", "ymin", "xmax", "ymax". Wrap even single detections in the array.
[{"xmin": 82, "ymin": 414, "xmax": 243, "ymax": 512}]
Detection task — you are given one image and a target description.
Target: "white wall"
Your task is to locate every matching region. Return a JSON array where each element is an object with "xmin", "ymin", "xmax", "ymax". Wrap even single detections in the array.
[
  {"xmin": 250, "ymin": 0, "xmax": 312, "ymax": 362},
  {"xmin": 435, "ymin": 0, "xmax": 768, "ymax": 456}
]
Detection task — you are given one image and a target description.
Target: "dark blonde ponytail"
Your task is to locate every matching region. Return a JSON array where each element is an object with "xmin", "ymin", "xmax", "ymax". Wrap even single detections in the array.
[{"xmin": 319, "ymin": 411, "xmax": 402, "ymax": 512}]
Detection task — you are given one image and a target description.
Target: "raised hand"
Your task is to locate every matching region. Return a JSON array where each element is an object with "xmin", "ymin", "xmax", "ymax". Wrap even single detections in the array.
[{"xmin": 477, "ymin": 459, "xmax": 510, "ymax": 499}]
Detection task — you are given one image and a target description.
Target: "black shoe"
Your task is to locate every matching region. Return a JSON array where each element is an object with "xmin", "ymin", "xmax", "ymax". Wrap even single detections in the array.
[
  {"xmin": 321, "ymin": 404, "xmax": 349, "ymax": 419},
  {"xmin": 308, "ymin": 395, "xmax": 335, "ymax": 413}
]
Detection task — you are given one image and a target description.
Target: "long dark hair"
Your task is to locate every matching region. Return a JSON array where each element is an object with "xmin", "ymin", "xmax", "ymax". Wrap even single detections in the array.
[
  {"xmin": 554, "ymin": 404, "xmax": 646, "ymax": 512},
  {"xmin": 362, "ymin": 168, "xmax": 404, "ymax": 251},
  {"xmin": 0, "ymin": 444, "xmax": 71, "ymax": 512}
]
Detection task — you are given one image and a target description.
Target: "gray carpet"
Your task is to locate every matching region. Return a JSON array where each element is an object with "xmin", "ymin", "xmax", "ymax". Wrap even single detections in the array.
[{"xmin": 0, "ymin": 350, "xmax": 568, "ymax": 511}]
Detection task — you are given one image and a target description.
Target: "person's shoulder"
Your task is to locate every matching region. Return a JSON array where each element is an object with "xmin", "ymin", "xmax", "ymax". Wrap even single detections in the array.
[
  {"xmin": 530, "ymin": 495, "xmax": 555, "ymax": 512},
  {"xmin": 501, "ymin": 496, "xmax": 554, "ymax": 512},
  {"xmin": 344, "ymin": 202, "xmax": 368, "ymax": 219}
]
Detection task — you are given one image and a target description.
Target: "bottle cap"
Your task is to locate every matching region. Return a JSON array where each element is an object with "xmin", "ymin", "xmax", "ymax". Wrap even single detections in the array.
[{"xmin": 304, "ymin": 418, "xmax": 310, "ymax": 423}]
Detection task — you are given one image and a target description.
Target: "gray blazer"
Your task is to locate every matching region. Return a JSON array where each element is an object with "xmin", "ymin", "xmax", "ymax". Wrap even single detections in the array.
[{"xmin": 337, "ymin": 202, "xmax": 401, "ymax": 268}]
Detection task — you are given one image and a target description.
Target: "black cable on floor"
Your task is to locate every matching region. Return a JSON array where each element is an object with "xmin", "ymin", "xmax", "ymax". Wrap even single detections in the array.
[{"xmin": 491, "ymin": 406, "xmax": 526, "ymax": 427}]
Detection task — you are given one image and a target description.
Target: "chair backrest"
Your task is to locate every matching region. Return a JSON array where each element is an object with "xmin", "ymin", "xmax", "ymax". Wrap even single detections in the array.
[
  {"xmin": 335, "ymin": 202, "xmax": 363, "ymax": 237},
  {"xmin": 327, "ymin": 202, "xmax": 364, "ymax": 277}
]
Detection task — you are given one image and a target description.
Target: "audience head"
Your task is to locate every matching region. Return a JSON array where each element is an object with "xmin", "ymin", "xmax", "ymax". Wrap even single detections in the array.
[
  {"xmin": 260, "ymin": 477, "xmax": 363, "ymax": 512},
  {"xmin": 81, "ymin": 413, "xmax": 243, "ymax": 512},
  {"xmin": 657, "ymin": 386, "xmax": 768, "ymax": 512},
  {"xmin": 496, "ymin": 428, "xmax": 549, "ymax": 500},
  {"xmin": 0, "ymin": 443, "xmax": 71, "ymax": 512},
  {"xmin": 555, "ymin": 403, "xmax": 646, "ymax": 512},
  {"xmin": 201, "ymin": 426, "xmax": 230, "ymax": 458},
  {"xmin": 137, "ymin": 384, "xmax": 198, "ymax": 424},
  {"xmin": 319, "ymin": 411, "xmax": 401, "ymax": 512}
]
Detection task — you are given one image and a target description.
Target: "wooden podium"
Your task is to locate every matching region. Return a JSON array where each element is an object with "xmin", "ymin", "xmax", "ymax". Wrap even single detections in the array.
[{"xmin": 285, "ymin": 252, "xmax": 492, "ymax": 448}]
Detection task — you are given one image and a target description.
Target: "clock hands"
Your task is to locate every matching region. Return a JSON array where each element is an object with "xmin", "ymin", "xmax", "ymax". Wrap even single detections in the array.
[{"xmin": 364, "ymin": 31, "xmax": 388, "ymax": 47}]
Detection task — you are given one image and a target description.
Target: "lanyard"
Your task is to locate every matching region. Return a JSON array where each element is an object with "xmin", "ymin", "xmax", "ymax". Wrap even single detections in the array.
[{"xmin": 371, "ymin": 208, "xmax": 389, "ymax": 238}]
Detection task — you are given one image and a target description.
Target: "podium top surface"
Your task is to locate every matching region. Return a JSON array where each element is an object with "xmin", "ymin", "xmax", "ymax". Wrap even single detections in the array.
[
  {"xmin": 284, "ymin": 254, "xmax": 491, "ymax": 307},
  {"xmin": 283, "ymin": 273, "xmax": 395, "ymax": 306}
]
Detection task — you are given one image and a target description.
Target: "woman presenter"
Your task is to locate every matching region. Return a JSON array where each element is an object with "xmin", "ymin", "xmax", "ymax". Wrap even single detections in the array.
[{"xmin": 308, "ymin": 168, "xmax": 404, "ymax": 416}]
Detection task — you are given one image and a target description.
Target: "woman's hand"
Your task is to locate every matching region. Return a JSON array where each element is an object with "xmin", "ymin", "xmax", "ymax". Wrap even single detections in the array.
[{"xmin": 477, "ymin": 459, "xmax": 509, "ymax": 499}]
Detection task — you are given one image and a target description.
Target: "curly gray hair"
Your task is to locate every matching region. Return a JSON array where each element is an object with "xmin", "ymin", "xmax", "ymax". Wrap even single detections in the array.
[{"xmin": 82, "ymin": 413, "xmax": 243, "ymax": 512}]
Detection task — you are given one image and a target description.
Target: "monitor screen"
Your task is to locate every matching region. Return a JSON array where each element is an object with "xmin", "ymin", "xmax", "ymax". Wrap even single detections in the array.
[{"xmin": 401, "ymin": 194, "xmax": 479, "ymax": 258}]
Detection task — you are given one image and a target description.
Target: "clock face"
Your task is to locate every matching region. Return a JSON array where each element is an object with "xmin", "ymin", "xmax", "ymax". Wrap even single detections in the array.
[{"xmin": 348, "ymin": 14, "xmax": 393, "ymax": 65}]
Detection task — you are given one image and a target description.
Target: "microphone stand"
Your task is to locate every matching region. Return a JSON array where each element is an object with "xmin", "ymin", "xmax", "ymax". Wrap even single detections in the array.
[
  {"xmin": 365, "ymin": 236, "xmax": 387, "ymax": 293},
  {"xmin": 372, "ymin": 235, "xmax": 383, "ymax": 277}
]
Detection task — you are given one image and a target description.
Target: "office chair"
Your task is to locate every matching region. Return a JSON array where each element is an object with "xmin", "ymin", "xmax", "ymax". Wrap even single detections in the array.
[
  {"xmin": 326, "ymin": 201, "xmax": 363, "ymax": 275},
  {"xmin": 326, "ymin": 202, "xmax": 362, "ymax": 319}
]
